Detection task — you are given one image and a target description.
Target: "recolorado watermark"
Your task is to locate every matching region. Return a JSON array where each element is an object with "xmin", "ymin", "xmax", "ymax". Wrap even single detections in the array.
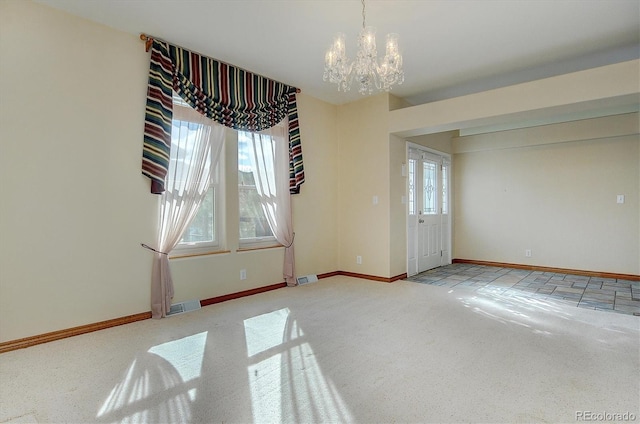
[{"xmin": 576, "ymin": 411, "xmax": 637, "ymax": 421}]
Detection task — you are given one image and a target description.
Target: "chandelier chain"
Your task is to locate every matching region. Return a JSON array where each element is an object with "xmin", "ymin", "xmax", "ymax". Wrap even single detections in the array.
[{"xmin": 362, "ymin": 0, "xmax": 366, "ymax": 29}]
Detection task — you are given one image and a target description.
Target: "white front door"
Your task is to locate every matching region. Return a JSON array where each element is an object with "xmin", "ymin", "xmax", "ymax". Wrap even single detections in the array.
[
  {"xmin": 419, "ymin": 157, "xmax": 441, "ymax": 271},
  {"xmin": 407, "ymin": 147, "xmax": 451, "ymax": 276}
]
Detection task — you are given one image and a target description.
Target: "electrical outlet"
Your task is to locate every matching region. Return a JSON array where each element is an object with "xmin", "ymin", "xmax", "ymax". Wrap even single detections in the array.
[
  {"xmin": 356, "ymin": 255, "xmax": 362, "ymax": 264},
  {"xmin": 525, "ymin": 249, "xmax": 532, "ymax": 258},
  {"xmin": 240, "ymin": 269, "xmax": 247, "ymax": 280}
]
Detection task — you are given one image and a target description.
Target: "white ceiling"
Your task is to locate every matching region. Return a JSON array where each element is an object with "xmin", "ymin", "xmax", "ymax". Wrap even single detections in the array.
[{"xmin": 36, "ymin": 0, "xmax": 639, "ymax": 106}]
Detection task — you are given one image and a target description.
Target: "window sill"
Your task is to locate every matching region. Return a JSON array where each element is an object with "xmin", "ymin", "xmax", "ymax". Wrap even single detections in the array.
[
  {"xmin": 237, "ymin": 244, "xmax": 283, "ymax": 253},
  {"xmin": 169, "ymin": 250, "xmax": 231, "ymax": 260}
]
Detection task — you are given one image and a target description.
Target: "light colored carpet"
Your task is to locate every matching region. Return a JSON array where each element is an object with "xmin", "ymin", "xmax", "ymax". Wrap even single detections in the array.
[{"xmin": 1, "ymin": 276, "xmax": 638, "ymax": 423}]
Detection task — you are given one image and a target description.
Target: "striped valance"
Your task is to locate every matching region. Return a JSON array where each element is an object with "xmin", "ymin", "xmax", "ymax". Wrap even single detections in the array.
[{"xmin": 142, "ymin": 39, "xmax": 304, "ymax": 194}]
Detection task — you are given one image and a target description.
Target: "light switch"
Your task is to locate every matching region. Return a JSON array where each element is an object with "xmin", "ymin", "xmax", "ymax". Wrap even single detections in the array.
[
  {"xmin": 373, "ymin": 195, "xmax": 379, "ymax": 205},
  {"xmin": 617, "ymin": 195, "xmax": 625, "ymax": 204}
]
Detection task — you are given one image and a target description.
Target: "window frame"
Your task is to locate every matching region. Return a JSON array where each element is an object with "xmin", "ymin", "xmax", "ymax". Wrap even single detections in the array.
[
  {"xmin": 237, "ymin": 128, "xmax": 280, "ymax": 250},
  {"xmin": 169, "ymin": 98, "xmax": 225, "ymax": 257}
]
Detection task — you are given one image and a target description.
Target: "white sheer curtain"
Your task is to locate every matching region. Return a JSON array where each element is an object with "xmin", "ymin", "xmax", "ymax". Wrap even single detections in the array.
[
  {"xmin": 246, "ymin": 119, "xmax": 297, "ymax": 286},
  {"xmin": 151, "ymin": 105, "xmax": 225, "ymax": 318}
]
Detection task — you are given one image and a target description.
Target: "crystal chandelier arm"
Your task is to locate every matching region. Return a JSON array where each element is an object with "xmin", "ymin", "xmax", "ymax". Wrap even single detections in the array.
[{"xmin": 324, "ymin": 0, "xmax": 404, "ymax": 94}]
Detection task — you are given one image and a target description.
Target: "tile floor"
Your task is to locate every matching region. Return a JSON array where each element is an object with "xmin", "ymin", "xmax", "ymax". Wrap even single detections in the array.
[{"xmin": 407, "ymin": 263, "xmax": 640, "ymax": 316}]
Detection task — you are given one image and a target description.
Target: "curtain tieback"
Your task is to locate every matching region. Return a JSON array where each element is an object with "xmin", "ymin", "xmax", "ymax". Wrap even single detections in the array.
[
  {"xmin": 283, "ymin": 232, "xmax": 295, "ymax": 248},
  {"xmin": 141, "ymin": 243, "xmax": 169, "ymax": 255}
]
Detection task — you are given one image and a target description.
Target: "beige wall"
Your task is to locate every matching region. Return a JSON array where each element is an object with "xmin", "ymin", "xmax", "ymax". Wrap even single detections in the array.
[
  {"xmin": 292, "ymin": 94, "xmax": 340, "ymax": 278},
  {"xmin": 388, "ymin": 94, "xmax": 413, "ymax": 111},
  {"xmin": 0, "ymin": 0, "xmax": 155, "ymax": 342},
  {"xmin": 452, "ymin": 114, "xmax": 640, "ymax": 275},
  {"xmin": 337, "ymin": 95, "xmax": 393, "ymax": 277},
  {"xmin": 408, "ymin": 131, "xmax": 456, "ymax": 155},
  {"xmin": 388, "ymin": 134, "xmax": 408, "ymax": 277},
  {"xmin": 0, "ymin": 1, "xmax": 339, "ymax": 342}
]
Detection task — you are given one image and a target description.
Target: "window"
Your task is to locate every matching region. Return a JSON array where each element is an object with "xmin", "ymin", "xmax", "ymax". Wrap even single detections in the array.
[
  {"xmin": 164, "ymin": 96, "xmax": 285, "ymax": 252},
  {"xmin": 423, "ymin": 161, "xmax": 437, "ymax": 215},
  {"xmin": 408, "ymin": 159, "xmax": 416, "ymax": 215},
  {"xmin": 442, "ymin": 163, "xmax": 449, "ymax": 215},
  {"xmin": 170, "ymin": 99, "xmax": 224, "ymax": 254},
  {"xmin": 238, "ymin": 130, "xmax": 276, "ymax": 247},
  {"xmin": 180, "ymin": 183, "xmax": 216, "ymax": 244}
]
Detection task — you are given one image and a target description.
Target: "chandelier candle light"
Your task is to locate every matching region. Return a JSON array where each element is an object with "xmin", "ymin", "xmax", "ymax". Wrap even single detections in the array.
[{"xmin": 323, "ymin": 0, "xmax": 404, "ymax": 95}]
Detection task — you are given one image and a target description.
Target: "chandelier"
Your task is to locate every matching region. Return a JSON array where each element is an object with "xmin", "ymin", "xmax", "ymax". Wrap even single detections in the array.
[{"xmin": 323, "ymin": 0, "xmax": 404, "ymax": 95}]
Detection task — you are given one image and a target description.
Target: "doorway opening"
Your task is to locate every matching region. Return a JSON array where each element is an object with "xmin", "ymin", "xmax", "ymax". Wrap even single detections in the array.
[{"xmin": 407, "ymin": 144, "xmax": 451, "ymax": 276}]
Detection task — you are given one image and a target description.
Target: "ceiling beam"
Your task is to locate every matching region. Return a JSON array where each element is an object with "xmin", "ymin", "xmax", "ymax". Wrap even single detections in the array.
[{"xmin": 389, "ymin": 60, "xmax": 640, "ymax": 138}]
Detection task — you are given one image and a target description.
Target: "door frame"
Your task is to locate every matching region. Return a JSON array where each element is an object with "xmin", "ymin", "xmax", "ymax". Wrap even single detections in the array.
[{"xmin": 406, "ymin": 142, "xmax": 452, "ymax": 276}]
